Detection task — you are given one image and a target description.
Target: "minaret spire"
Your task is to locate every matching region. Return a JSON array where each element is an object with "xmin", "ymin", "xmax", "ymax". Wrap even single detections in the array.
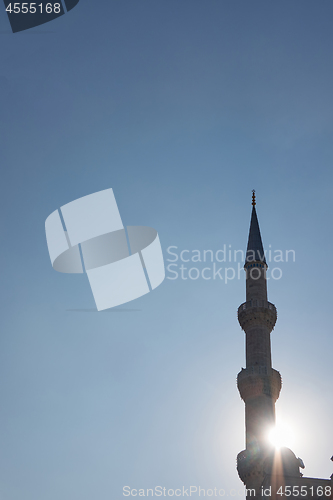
[
  {"xmin": 236, "ymin": 193, "xmax": 282, "ymax": 498},
  {"xmin": 245, "ymin": 192, "xmax": 267, "ymax": 267},
  {"xmin": 235, "ymin": 192, "xmax": 327, "ymax": 499}
]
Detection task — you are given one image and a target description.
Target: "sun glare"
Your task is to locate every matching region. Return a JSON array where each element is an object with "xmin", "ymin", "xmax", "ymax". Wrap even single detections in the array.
[{"xmin": 268, "ymin": 422, "xmax": 295, "ymax": 449}]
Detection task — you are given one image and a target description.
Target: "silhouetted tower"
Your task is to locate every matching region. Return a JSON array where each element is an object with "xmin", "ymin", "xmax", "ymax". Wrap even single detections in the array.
[
  {"xmin": 235, "ymin": 192, "xmax": 332, "ymax": 500},
  {"xmin": 236, "ymin": 191, "xmax": 282, "ymax": 496}
]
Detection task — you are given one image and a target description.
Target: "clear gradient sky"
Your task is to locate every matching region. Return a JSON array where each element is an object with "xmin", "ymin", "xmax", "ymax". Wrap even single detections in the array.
[{"xmin": 1, "ymin": 1, "xmax": 333, "ymax": 499}]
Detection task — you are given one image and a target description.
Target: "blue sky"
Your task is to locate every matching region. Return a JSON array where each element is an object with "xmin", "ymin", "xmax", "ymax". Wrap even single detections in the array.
[{"xmin": 1, "ymin": 1, "xmax": 333, "ymax": 499}]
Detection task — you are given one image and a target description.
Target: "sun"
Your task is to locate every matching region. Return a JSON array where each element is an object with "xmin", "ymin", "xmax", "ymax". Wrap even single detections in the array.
[{"xmin": 268, "ymin": 421, "xmax": 295, "ymax": 449}]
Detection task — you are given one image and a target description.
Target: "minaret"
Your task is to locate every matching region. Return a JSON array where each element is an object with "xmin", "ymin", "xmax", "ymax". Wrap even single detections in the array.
[
  {"xmin": 236, "ymin": 192, "xmax": 331, "ymax": 499},
  {"xmin": 237, "ymin": 191, "xmax": 282, "ymax": 496}
]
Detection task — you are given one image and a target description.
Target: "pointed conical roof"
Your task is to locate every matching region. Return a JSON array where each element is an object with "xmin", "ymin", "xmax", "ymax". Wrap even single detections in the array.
[{"xmin": 245, "ymin": 205, "xmax": 267, "ymax": 266}]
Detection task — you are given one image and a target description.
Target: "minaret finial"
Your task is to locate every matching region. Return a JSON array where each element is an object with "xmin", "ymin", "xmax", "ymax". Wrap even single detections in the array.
[{"xmin": 252, "ymin": 189, "xmax": 256, "ymax": 207}]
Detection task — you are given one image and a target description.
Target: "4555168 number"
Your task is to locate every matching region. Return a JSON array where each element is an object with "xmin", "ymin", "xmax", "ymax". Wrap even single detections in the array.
[
  {"xmin": 6, "ymin": 3, "xmax": 61, "ymax": 13},
  {"xmin": 276, "ymin": 485, "xmax": 332, "ymax": 497}
]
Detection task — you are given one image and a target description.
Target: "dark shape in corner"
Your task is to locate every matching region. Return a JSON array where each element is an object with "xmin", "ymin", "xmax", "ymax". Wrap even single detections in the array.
[
  {"xmin": 3, "ymin": 0, "xmax": 80, "ymax": 33},
  {"xmin": 64, "ymin": 0, "xmax": 80, "ymax": 12}
]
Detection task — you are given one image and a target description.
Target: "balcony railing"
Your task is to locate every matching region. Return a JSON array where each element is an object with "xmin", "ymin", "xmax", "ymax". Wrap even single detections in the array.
[
  {"xmin": 238, "ymin": 365, "xmax": 269, "ymax": 375},
  {"xmin": 238, "ymin": 300, "xmax": 276, "ymax": 315}
]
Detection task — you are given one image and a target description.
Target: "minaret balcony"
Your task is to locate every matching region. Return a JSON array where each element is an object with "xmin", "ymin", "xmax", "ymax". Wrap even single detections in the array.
[
  {"xmin": 238, "ymin": 300, "xmax": 277, "ymax": 332},
  {"xmin": 237, "ymin": 448, "xmax": 264, "ymax": 484},
  {"xmin": 237, "ymin": 367, "xmax": 282, "ymax": 402}
]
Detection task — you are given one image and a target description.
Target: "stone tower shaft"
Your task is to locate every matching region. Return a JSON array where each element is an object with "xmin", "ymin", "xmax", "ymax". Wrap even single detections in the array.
[
  {"xmin": 235, "ymin": 193, "xmax": 329, "ymax": 500},
  {"xmin": 237, "ymin": 194, "xmax": 282, "ymax": 490}
]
